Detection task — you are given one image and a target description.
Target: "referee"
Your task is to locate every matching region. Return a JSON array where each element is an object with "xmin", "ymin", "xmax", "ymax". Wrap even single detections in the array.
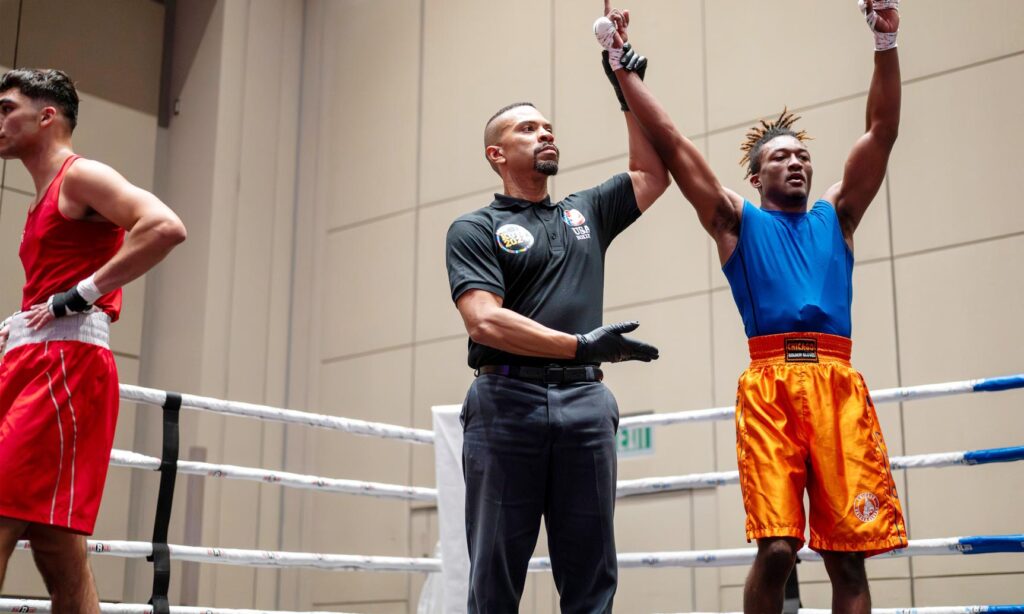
[{"xmin": 444, "ymin": 41, "xmax": 665, "ymax": 614}]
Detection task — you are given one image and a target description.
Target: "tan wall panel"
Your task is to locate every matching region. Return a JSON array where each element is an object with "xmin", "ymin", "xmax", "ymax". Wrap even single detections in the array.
[
  {"xmin": 0, "ymin": 6, "xmax": 16, "ymax": 66},
  {"xmin": 552, "ymin": 0, "xmax": 704, "ymax": 167},
  {"xmin": 914, "ymin": 572, "xmax": 1024, "ymax": 606},
  {"xmin": 0, "ymin": 189, "xmax": 29, "ymax": 316},
  {"xmin": 319, "ymin": 0, "xmax": 420, "ymax": 230},
  {"xmin": 407, "ymin": 507, "xmax": 438, "ymax": 609},
  {"xmin": 15, "ymin": 0, "xmax": 163, "ymax": 115},
  {"xmin": 614, "ymin": 496, "xmax": 695, "ymax": 611},
  {"xmin": 310, "ymin": 348, "xmax": 412, "ymax": 604},
  {"xmin": 898, "ymin": 0, "xmax": 1024, "ymax": 79},
  {"xmin": 415, "ymin": 192, "xmax": 490, "ymax": 342},
  {"xmin": 419, "ymin": 0, "xmax": 551, "ymax": 204},
  {"xmin": 851, "ymin": 262, "xmax": 901, "ymax": 392},
  {"xmin": 319, "ymin": 212, "xmax": 416, "ymax": 359},
  {"xmin": 895, "ymin": 237, "xmax": 1024, "ymax": 576},
  {"xmin": 797, "ymin": 577, "xmax": 912, "ymax": 608},
  {"xmin": 705, "ymin": 2, "xmax": 873, "ymax": 131},
  {"xmin": 559, "ymin": 156, "xmax": 711, "ymax": 308},
  {"xmin": 889, "ymin": 55, "xmax": 1024, "ymax": 255},
  {"xmin": 604, "ymin": 295, "xmax": 714, "ymax": 479},
  {"xmin": 411, "ymin": 337, "xmax": 473, "ymax": 489}
]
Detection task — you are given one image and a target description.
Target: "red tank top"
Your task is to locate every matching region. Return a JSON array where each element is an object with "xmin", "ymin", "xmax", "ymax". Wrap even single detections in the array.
[{"xmin": 19, "ymin": 155, "xmax": 125, "ymax": 321}]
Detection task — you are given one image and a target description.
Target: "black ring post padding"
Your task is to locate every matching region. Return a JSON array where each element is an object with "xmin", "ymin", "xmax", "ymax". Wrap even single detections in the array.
[{"xmin": 147, "ymin": 392, "xmax": 182, "ymax": 614}]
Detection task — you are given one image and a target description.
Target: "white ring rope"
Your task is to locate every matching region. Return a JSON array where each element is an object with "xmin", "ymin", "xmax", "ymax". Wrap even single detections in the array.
[
  {"xmin": 13, "ymin": 540, "xmax": 442, "ymax": 573},
  {"xmin": 119, "ymin": 385, "xmax": 434, "ymax": 445},
  {"xmin": 528, "ymin": 535, "xmax": 1024, "ymax": 571},
  {"xmin": 618, "ymin": 374, "xmax": 1024, "ymax": 429},
  {"xmin": 12, "ymin": 535, "xmax": 1019, "ymax": 574},
  {"xmin": 655, "ymin": 608, "xmax": 1024, "ymax": 614},
  {"xmin": 118, "ymin": 375, "xmax": 1022, "ymax": 446},
  {"xmin": 614, "ymin": 447, "xmax": 1020, "ymax": 498},
  {"xmin": 0, "ymin": 600, "xmax": 356, "ymax": 614},
  {"xmin": 109, "ymin": 450, "xmax": 438, "ymax": 502}
]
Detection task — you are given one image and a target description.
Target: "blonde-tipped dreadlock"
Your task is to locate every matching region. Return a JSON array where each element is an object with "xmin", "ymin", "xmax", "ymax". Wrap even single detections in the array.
[{"xmin": 739, "ymin": 108, "xmax": 811, "ymax": 178}]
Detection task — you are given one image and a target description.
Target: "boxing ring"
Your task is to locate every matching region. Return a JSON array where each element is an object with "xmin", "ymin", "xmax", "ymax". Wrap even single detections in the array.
[{"xmin": 1, "ymin": 374, "xmax": 1022, "ymax": 613}]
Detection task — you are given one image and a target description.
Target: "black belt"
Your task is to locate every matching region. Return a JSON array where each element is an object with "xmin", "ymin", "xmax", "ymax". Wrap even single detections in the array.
[{"xmin": 476, "ymin": 364, "xmax": 603, "ymax": 384}]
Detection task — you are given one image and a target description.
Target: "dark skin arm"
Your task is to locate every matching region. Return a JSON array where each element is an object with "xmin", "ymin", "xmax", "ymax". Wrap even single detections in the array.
[
  {"xmin": 823, "ymin": 8, "xmax": 901, "ymax": 248},
  {"xmin": 614, "ymin": 70, "xmax": 743, "ymax": 264},
  {"xmin": 455, "ymin": 289, "xmax": 577, "ymax": 359},
  {"xmin": 604, "ymin": 3, "xmax": 743, "ymax": 264}
]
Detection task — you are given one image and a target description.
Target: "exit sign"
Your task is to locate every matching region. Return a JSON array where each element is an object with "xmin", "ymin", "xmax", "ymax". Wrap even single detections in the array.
[{"xmin": 617, "ymin": 424, "xmax": 654, "ymax": 457}]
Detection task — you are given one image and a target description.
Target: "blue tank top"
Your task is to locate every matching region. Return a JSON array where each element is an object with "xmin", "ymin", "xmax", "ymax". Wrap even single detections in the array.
[{"xmin": 722, "ymin": 200, "xmax": 853, "ymax": 338}]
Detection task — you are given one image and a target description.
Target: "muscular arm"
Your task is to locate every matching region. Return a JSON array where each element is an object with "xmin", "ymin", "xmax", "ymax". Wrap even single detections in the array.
[
  {"xmin": 625, "ymin": 108, "xmax": 670, "ymax": 213},
  {"xmin": 23, "ymin": 159, "xmax": 186, "ymax": 329},
  {"xmin": 63, "ymin": 159, "xmax": 187, "ymax": 294},
  {"xmin": 824, "ymin": 47, "xmax": 901, "ymax": 244},
  {"xmin": 455, "ymin": 289, "xmax": 577, "ymax": 359},
  {"xmin": 616, "ymin": 70, "xmax": 743, "ymax": 262}
]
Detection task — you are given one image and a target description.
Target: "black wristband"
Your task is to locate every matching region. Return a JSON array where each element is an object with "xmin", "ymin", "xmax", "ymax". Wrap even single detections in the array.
[
  {"xmin": 601, "ymin": 50, "xmax": 630, "ymax": 112},
  {"xmin": 48, "ymin": 286, "xmax": 91, "ymax": 318},
  {"xmin": 601, "ymin": 43, "xmax": 647, "ymax": 112}
]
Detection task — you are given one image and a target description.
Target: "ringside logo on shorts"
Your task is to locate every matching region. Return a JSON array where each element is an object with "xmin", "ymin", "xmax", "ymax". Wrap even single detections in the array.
[
  {"xmin": 784, "ymin": 338, "xmax": 819, "ymax": 363},
  {"xmin": 853, "ymin": 492, "xmax": 880, "ymax": 522},
  {"xmin": 563, "ymin": 209, "xmax": 591, "ymax": 240},
  {"xmin": 495, "ymin": 224, "xmax": 535, "ymax": 254}
]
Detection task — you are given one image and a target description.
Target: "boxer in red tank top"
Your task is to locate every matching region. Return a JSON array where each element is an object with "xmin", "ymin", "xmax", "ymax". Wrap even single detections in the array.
[{"xmin": 0, "ymin": 69, "xmax": 186, "ymax": 611}]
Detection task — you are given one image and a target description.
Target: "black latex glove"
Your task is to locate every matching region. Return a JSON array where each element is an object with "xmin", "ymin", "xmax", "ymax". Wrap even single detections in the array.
[
  {"xmin": 575, "ymin": 321, "xmax": 659, "ymax": 364},
  {"xmin": 602, "ymin": 42, "xmax": 648, "ymax": 112}
]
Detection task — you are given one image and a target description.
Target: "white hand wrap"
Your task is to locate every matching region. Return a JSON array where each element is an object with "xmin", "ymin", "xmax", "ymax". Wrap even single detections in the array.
[
  {"xmin": 593, "ymin": 16, "xmax": 624, "ymax": 69},
  {"xmin": 859, "ymin": 0, "xmax": 899, "ymax": 51},
  {"xmin": 76, "ymin": 274, "xmax": 104, "ymax": 304}
]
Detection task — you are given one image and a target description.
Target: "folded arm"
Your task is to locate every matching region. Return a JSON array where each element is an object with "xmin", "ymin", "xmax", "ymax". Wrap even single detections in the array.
[{"xmin": 456, "ymin": 289, "xmax": 577, "ymax": 359}]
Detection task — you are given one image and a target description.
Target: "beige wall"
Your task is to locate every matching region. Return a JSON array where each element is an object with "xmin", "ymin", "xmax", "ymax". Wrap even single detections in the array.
[{"xmin": 3, "ymin": 0, "xmax": 1023, "ymax": 612}]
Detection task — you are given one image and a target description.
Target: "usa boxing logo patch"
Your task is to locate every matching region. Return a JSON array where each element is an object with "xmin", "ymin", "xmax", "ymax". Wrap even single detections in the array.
[
  {"xmin": 563, "ymin": 209, "xmax": 586, "ymax": 227},
  {"xmin": 495, "ymin": 224, "xmax": 535, "ymax": 254},
  {"xmin": 563, "ymin": 209, "xmax": 591, "ymax": 241}
]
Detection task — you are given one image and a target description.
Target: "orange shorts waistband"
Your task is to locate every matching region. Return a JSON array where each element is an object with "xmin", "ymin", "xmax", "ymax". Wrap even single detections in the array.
[{"xmin": 748, "ymin": 332, "xmax": 851, "ymax": 366}]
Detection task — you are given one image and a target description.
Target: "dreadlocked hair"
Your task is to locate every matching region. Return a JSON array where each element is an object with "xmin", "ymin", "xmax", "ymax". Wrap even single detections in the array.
[{"xmin": 739, "ymin": 108, "xmax": 811, "ymax": 178}]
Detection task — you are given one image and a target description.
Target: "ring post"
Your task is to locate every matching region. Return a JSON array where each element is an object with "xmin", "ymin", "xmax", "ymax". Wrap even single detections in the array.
[{"xmin": 431, "ymin": 405, "xmax": 469, "ymax": 614}]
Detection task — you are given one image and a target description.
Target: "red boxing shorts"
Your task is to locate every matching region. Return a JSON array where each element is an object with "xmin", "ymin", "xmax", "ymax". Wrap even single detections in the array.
[
  {"xmin": 734, "ymin": 332, "xmax": 908, "ymax": 556},
  {"xmin": 0, "ymin": 312, "xmax": 119, "ymax": 535}
]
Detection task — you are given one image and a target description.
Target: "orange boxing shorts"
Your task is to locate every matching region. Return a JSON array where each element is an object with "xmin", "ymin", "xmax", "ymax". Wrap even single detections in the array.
[
  {"xmin": 0, "ymin": 312, "xmax": 119, "ymax": 535},
  {"xmin": 734, "ymin": 332, "xmax": 907, "ymax": 556}
]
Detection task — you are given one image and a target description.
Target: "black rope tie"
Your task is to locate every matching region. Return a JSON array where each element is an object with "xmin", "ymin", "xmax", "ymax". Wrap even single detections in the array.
[{"xmin": 147, "ymin": 392, "xmax": 182, "ymax": 614}]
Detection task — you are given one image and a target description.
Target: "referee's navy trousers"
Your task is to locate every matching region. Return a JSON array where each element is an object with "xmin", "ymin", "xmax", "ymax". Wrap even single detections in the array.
[{"xmin": 461, "ymin": 373, "xmax": 619, "ymax": 614}]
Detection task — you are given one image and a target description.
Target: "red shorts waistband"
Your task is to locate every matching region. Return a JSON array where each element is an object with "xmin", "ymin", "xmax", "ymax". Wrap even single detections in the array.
[{"xmin": 748, "ymin": 332, "xmax": 852, "ymax": 366}]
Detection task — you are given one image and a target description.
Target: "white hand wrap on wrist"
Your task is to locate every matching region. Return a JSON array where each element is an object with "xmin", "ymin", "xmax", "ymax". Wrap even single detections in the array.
[
  {"xmin": 76, "ymin": 274, "xmax": 104, "ymax": 304},
  {"xmin": 593, "ymin": 16, "xmax": 624, "ymax": 69},
  {"xmin": 858, "ymin": 0, "xmax": 899, "ymax": 51}
]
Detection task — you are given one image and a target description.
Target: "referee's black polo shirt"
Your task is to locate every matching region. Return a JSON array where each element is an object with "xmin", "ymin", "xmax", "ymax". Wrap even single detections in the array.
[{"xmin": 446, "ymin": 173, "xmax": 641, "ymax": 369}]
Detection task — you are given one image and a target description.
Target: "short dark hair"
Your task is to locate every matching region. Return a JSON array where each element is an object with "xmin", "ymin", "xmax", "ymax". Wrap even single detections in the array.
[
  {"xmin": 739, "ymin": 108, "xmax": 811, "ymax": 178},
  {"xmin": 484, "ymin": 102, "xmax": 535, "ymax": 144},
  {"xmin": 0, "ymin": 68, "xmax": 80, "ymax": 132}
]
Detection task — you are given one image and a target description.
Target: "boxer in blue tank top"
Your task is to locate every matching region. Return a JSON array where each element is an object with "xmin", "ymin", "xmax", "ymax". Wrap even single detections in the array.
[{"xmin": 598, "ymin": 1, "xmax": 905, "ymax": 612}]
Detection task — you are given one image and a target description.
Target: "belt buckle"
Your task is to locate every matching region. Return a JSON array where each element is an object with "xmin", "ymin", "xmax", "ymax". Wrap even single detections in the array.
[
  {"xmin": 543, "ymin": 367, "xmax": 563, "ymax": 385},
  {"xmin": 563, "ymin": 366, "xmax": 587, "ymax": 382}
]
